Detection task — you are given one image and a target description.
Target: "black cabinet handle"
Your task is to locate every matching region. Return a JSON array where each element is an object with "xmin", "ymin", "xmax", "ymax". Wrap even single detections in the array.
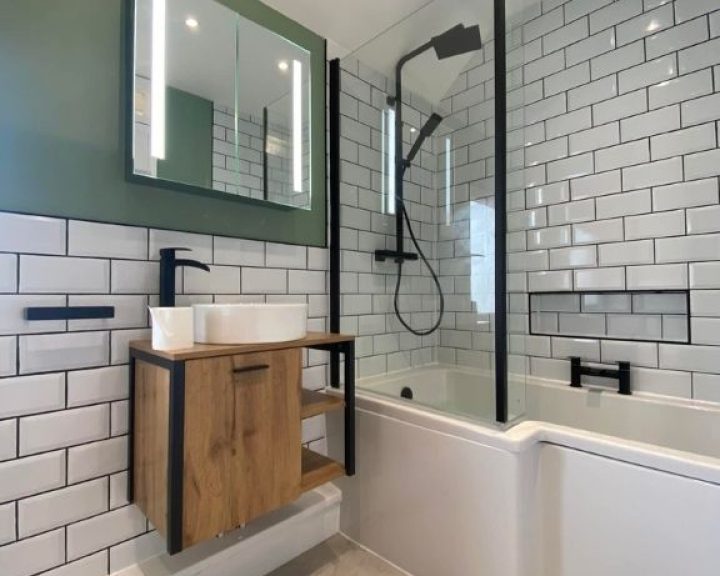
[{"xmin": 232, "ymin": 364, "xmax": 270, "ymax": 374}]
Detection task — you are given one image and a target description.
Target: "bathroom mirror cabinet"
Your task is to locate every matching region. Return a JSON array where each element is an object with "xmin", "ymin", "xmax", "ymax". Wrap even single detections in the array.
[{"xmin": 128, "ymin": 0, "xmax": 321, "ymax": 210}]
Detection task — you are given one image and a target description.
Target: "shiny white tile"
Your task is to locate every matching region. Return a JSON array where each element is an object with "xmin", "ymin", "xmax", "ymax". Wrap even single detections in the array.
[
  {"xmin": 0, "ymin": 529, "xmax": 65, "ymax": 576},
  {"xmin": 687, "ymin": 205, "xmax": 720, "ymax": 235},
  {"xmin": 691, "ymin": 263, "xmax": 720, "ymax": 289},
  {"xmin": 0, "ymin": 255, "xmax": 17, "ymax": 293},
  {"xmin": 678, "ymin": 36, "xmax": 720, "ymax": 74},
  {"xmin": 693, "ymin": 373, "xmax": 720, "ymax": 402},
  {"xmin": 551, "ymin": 337, "xmax": 600, "ymax": 361},
  {"xmin": 656, "ymin": 233, "xmax": 720, "ymax": 263},
  {"xmin": 675, "ymin": 0, "xmax": 718, "ymax": 22},
  {"xmin": 649, "ymin": 68, "xmax": 714, "ymax": 109},
  {"xmin": 620, "ymin": 105, "xmax": 680, "ymax": 141},
  {"xmin": 19, "ymin": 332, "xmax": 109, "ymax": 374},
  {"xmin": 685, "ymin": 148, "xmax": 720, "ymax": 180},
  {"xmin": 0, "ymin": 373, "xmax": 65, "ymax": 419},
  {"xmin": 590, "ymin": 40, "xmax": 644, "ymax": 79},
  {"xmin": 111, "ymin": 260, "xmax": 159, "ymax": 294},
  {"xmin": 681, "ymin": 92, "xmax": 720, "ymax": 127},
  {"xmin": 0, "ymin": 502, "xmax": 14, "ymax": 545},
  {"xmin": 625, "ymin": 210, "xmax": 685, "ymax": 240},
  {"xmin": 184, "ymin": 265, "xmax": 240, "ymax": 294},
  {"xmin": 569, "ymin": 123, "xmax": 620, "ymax": 155},
  {"xmin": 66, "ymin": 506, "xmax": 146, "ymax": 561},
  {"xmin": 67, "ymin": 437, "xmax": 127, "ymax": 484},
  {"xmin": 618, "ymin": 54, "xmax": 677, "ymax": 94},
  {"xmin": 617, "ymin": 4, "xmax": 674, "ymax": 45},
  {"xmin": 602, "ymin": 340, "xmax": 658, "ymax": 368},
  {"xmin": 572, "ymin": 219, "xmax": 624, "ymax": 245},
  {"xmin": 0, "ymin": 451, "xmax": 65, "ymax": 502},
  {"xmin": 545, "ymin": 63, "xmax": 591, "ymax": 96},
  {"xmin": 660, "ymin": 343, "xmax": 720, "ymax": 372},
  {"xmin": 548, "ymin": 200, "xmax": 595, "ymax": 225},
  {"xmin": 607, "ymin": 314, "xmax": 662, "ymax": 340},
  {"xmin": 19, "ymin": 404, "xmax": 109, "ymax": 456},
  {"xmin": 596, "ymin": 189, "xmax": 651, "ymax": 219},
  {"xmin": 527, "ymin": 226, "xmax": 572, "ymax": 249},
  {"xmin": 547, "ymin": 154, "xmax": 594, "ymax": 182},
  {"xmin": 68, "ymin": 221, "xmax": 147, "ymax": 260},
  {"xmin": 566, "ymin": 28, "xmax": 616, "ymax": 66},
  {"xmin": 590, "ymin": 0, "xmax": 643, "ymax": 33},
  {"xmin": 598, "ymin": 240, "xmax": 654, "ymax": 266},
  {"xmin": 627, "ymin": 264, "xmax": 688, "ymax": 289},
  {"xmin": 594, "ymin": 89, "xmax": 647, "ymax": 125},
  {"xmin": 646, "ymin": 16, "xmax": 709, "ymax": 59},
  {"xmin": 528, "ymin": 271, "xmax": 573, "ymax": 292},
  {"xmin": 692, "ymin": 318, "xmax": 720, "ymax": 345},
  {"xmin": 0, "ymin": 213, "xmax": 66, "ymax": 256},
  {"xmin": 0, "ymin": 337, "xmax": 16, "ymax": 378},
  {"xmin": 526, "ymin": 182, "xmax": 569, "ymax": 208},
  {"xmin": 18, "ymin": 478, "xmax": 107, "ymax": 538},
  {"xmin": 622, "ymin": 157, "xmax": 683, "ymax": 190},
  {"xmin": 570, "ymin": 170, "xmax": 622, "ymax": 200},
  {"xmin": 653, "ymin": 178, "xmax": 719, "ymax": 211},
  {"xmin": 67, "ymin": 366, "xmax": 128, "ymax": 407},
  {"xmin": 546, "ymin": 108, "xmax": 593, "ymax": 140},
  {"xmin": 550, "ymin": 246, "xmax": 597, "ymax": 269},
  {"xmin": 574, "ymin": 267, "xmax": 625, "ymax": 291},
  {"xmin": 595, "ymin": 141, "xmax": 649, "ymax": 172},
  {"xmin": 569, "ymin": 75, "xmax": 618, "ymax": 110},
  {"xmin": 19, "ymin": 256, "xmax": 109, "ymax": 294}
]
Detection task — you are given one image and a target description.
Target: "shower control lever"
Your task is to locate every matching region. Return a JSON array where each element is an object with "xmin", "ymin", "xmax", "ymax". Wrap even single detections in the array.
[
  {"xmin": 570, "ymin": 357, "xmax": 631, "ymax": 395},
  {"xmin": 374, "ymin": 249, "xmax": 418, "ymax": 263}
]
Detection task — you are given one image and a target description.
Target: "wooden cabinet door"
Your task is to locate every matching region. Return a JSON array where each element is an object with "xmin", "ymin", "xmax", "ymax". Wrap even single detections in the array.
[{"xmin": 182, "ymin": 349, "xmax": 302, "ymax": 549}]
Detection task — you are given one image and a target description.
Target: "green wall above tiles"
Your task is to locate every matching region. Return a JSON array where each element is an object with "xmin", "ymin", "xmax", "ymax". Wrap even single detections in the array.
[{"xmin": 0, "ymin": 0, "xmax": 326, "ymax": 247}]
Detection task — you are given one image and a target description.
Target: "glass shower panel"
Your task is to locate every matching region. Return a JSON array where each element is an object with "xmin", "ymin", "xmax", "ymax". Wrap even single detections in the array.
[
  {"xmin": 505, "ymin": 0, "xmax": 537, "ymax": 423},
  {"xmin": 337, "ymin": 0, "xmax": 500, "ymax": 426}
]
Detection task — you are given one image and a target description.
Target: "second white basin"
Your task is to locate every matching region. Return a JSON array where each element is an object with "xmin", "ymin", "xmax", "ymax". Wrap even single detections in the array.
[{"xmin": 193, "ymin": 303, "xmax": 308, "ymax": 344}]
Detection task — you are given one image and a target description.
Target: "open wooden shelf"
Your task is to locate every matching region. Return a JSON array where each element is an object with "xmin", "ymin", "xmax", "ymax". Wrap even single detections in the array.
[
  {"xmin": 301, "ymin": 448, "xmax": 345, "ymax": 492},
  {"xmin": 301, "ymin": 389, "xmax": 344, "ymax": 419}
]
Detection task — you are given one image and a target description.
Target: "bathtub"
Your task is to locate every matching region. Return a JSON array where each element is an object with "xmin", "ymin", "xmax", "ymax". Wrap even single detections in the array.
[{"xmin": 327, "ymin": 365, "xmax": 720, "ymax": 576}]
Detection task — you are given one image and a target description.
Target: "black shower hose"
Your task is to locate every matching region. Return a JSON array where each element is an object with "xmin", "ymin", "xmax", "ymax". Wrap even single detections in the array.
[{"xmin": 393, "ymin": 199, "xmax": 445, "ymax": 336}]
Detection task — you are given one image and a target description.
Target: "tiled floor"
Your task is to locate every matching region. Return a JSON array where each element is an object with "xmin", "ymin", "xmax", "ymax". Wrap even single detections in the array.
[{"xmin": 266, "ymin": 535, "xmax": 408, "ymax": 576}]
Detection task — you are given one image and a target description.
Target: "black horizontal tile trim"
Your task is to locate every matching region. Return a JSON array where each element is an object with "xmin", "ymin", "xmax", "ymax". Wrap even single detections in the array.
[{"xmin": 25, "ymin": 307, "xmax": 115, "ymax": 321}]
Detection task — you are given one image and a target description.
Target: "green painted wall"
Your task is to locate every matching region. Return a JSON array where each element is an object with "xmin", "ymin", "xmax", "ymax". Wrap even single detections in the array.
[
  {"xmin": 0, "ymin": 0, "xmax": 326, "ymax": 246},
  {"xmin": 157, "ymin": 87, "xmax": 213, "ymax": 190}
]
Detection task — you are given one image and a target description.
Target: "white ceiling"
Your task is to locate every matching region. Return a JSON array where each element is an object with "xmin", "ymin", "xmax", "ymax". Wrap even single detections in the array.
[{"xmin": 262, "ymin": 0, "xmax": 496, "ymax": 103}]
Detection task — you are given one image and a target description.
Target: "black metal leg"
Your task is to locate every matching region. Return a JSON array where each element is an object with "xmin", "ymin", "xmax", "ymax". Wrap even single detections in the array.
[
  {"xmin": 167, "ymin": 361, "xmax": 186, "ymax": 555},
  {"xmin": 343, "ymin": 341, "xmax": 355, "ymax": 477},
  {"xmin": 127, "ymin": 355, "xmax": 136, "ymax": 502}
]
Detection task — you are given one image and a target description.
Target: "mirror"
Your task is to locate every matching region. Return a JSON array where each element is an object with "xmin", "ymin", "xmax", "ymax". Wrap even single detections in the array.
[{"xmin": 130, "ymin": 0, "xmax": 313, "ymax": 209}]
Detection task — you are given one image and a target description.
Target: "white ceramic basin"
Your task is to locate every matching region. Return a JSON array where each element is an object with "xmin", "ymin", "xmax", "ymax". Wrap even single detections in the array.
[{"xmin": 193, "ymin": 303, "xmax": 308, "ymax": 344}]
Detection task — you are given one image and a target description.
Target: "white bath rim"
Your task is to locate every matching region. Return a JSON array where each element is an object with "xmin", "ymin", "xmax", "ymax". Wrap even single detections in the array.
[{"xmin": 351, "ymin": 368, "xmax": 720, "ymax": 487}]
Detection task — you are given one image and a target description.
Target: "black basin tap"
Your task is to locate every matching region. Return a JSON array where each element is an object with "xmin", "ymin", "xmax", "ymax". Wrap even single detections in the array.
[{"xmin": 159, "ymin": 247, "xmax": 210, "ymax": 307}]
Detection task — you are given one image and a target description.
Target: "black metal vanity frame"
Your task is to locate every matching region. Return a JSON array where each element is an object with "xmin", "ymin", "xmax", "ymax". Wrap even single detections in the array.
[{"xmin": 126, "ymin": 340, "xmax": 355, "ymax": 555}]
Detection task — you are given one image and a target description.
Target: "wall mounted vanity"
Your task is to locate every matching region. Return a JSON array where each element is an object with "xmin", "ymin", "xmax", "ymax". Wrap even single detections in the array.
[{"xmin": 128, "ymin": 332, "xmax": 355, "ymax": 554}]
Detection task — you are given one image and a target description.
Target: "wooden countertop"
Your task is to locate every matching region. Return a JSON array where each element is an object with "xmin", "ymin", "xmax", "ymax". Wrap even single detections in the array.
[{"xmin": 130, "ymin": 331, "xmax": 354, "ymax": 361}]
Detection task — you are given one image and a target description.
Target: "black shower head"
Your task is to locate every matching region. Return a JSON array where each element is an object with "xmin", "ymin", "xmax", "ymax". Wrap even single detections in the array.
[
  {"xmin": 405, "ymin": 113, "xmax": 444, "ymax": 168},
  {"xmin": 432, "ymin": 24, "xmax": 483, "ymax": 60}
]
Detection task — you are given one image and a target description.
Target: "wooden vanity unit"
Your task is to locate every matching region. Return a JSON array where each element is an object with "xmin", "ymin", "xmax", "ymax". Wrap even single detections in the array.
[{"xmin": 128, "ymin": 332, "xmax": 355, "ymax": 554}]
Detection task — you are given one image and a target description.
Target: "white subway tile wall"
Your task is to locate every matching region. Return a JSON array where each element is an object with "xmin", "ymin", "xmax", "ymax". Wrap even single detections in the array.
[
  {"xmin": 511, "ymin": 0, "xmax": 720, "ymax": 401},
  {"xmin": 0, "ymin": 215, "xmax": 328, "ymax": 574}
]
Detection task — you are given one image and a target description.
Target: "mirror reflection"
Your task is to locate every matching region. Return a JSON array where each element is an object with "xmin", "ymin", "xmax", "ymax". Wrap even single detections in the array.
[{"xmin": 132, "ymin": 0, "xmax": 312, "ymax": 209}]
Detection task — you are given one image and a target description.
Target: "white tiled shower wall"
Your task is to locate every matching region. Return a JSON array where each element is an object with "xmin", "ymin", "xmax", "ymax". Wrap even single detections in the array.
[
  {"xmin": 508, "ymin": 0, "xmax": 720, "ymax": 401},
  {"xmin": 0, "ymin": 212, "xmax": 329, "ymax": 576}
]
